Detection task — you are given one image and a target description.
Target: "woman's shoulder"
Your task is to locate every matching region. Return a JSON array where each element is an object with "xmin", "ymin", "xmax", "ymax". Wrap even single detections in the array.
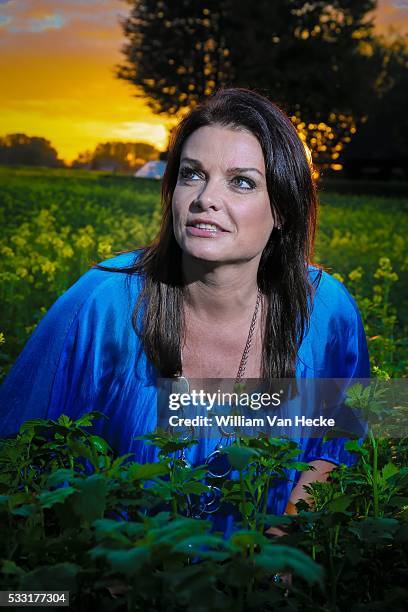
[
  {"xmin": 45, "ymin": 250, "xmax": 143, "ymax": 327},
  {"xmin": 67, "ymin": 250, "xmax": 141, "ymax": 295},
  {"xmin": 302, "ymin": 265, "xmax": 369, "ymax": 377},
  {"xmin": 96, "ymin": 250, "xmax": 141, "ymax": 270},
  {"xmin": 307, "ymin": 264, "xmax": 362, "ymax": 325}
]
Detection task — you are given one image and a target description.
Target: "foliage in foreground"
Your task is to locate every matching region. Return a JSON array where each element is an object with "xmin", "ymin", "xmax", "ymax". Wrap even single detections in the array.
[{"xmin": 0, "ymin": 383, "xmax": 407, "ymax": 611}]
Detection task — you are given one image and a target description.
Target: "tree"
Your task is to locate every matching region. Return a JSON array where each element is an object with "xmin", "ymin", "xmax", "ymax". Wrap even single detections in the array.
[
  {"xmin": 71, "ymin": 141, "xmax": 159, "ymax": 172},
  {"xmin": 0, "ymin": 134, "xmax": 64, "ymax": 167},
  {"xmin": 341, "ymin": 35, "xmax": 408, "ymax": 179},
  {"xmin": 117, "ymin": 1, "xmax": 381, "ymax": 169},
  {"xmin": 117, "ymin": 0, "xmax": 231, "ymax": 115}
]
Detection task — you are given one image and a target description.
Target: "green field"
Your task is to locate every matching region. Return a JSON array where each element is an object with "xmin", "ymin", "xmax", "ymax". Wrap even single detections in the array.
[{"xmin": 0, "ymin": 166, "xmax": 407, "ymax": 378}]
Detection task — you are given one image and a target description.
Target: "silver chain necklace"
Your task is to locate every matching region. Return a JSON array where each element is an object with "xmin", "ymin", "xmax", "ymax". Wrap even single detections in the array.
[
  {"xmin": 174, "ymin": 287, "xmax": 263, "ymax": 438},
  {"xmin": 173, "ymin": 287, "xmax": 263, "ymax": 518},
  {"xmin": 234, "ymin": 286, "xmax": 262, "ymax": 384},
  {"xmin": 178, "ymin": 286, "xmax": 262, "ymax": 387}
]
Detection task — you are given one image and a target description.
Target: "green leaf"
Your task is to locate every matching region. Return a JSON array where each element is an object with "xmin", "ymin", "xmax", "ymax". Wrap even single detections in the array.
[
  {"xmin": 256, "ymin": 513, "xmax": 292, "ymax": 528},
  {"xmin": 19, "ymin": 563, "xmax": 79, "ymax": 592},
  {"xmin": 172, "ymin": 535, "xmax": 230, "ymax": 562},
  {"xmin": 75, "ymin": 411, "xmax": 107, "ymax": 427},
  {"xmin": 90, "ymin": 435, "xmax": 110, "ymax": 453},
  {"xmin": 57, "ymin": 415, "xmax": 73, "ymax": 429},
  {"xmin": 349, "ymin": 518, "xmax": 399, "ymax": 543},
  {"xmin": 71, "ymin": 475, "xmax": 107, "ymax": 522},
  {"xmin": 39, "ymin": 487, "xmax": 77, "ymax": 509},
  {"xmin": 18, "ymin": 419, "xmax": 50, "ymax": 434},
  {"xmin": 89, "ymin": 546, "xmax": 149, "ymax": 576},
  {"xmin": 222, "ymin": 445, "xmax": 260, "ymax": 470},
  {"xmin": 1, "ymin": 560, "xmax": 25, "ymax": 576},
  {"xmin": 66, "ymin": 437, "xmax": 94, "ymax": 463},
  {"xmin": 128, "ymin": 462, "xmax": 169, "ymax": 480},
  {"xmin": 327, "ymin": 494, "xmax": 353, "ymax": 513},
  {"xmin": 344, "ymin": 440, "xmax": 367, "ymax": 454},
  {"xmin": 107, "ymin": 453, "xmax": 134, "ymax": 475},
  {"xmin": 11, "ymin": 504, "xmax": 37, "ymax": 517},
  {"xmin": 92, "ymin": 518, "xmax": 144, "ymax": 543},
  {"xmin": 230, "ymin": 530, "xmax": 266, "ymax": 549},
  {"xmin": 255, "ymin": 544, "xmax": 323, "ymax": 585},
  {"xmin": 46, "ymin": 469, "xmax": 74, "ymax": 487},
  {"xmin": 381, "ymin": 462, "xmax": 399, "ymax": 481},
  {"xmin": 286, "ymin": 461, "xmax": 313, "ymax": 471}
]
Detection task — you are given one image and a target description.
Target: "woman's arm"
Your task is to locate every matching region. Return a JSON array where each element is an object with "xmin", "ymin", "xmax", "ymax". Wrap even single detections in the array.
[
  {"xmin": 286, "ymin": 459, "xmax": 337, "ymax": 511},
  {"xmin": 266, "ymin": 459, "xmax": 337, "ymax": 536}
]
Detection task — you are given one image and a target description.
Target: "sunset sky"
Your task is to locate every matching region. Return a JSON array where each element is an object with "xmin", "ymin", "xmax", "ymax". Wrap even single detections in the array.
[{"xmin": 0, "ymin": 0, "xmax": 407, "ymax": 164}]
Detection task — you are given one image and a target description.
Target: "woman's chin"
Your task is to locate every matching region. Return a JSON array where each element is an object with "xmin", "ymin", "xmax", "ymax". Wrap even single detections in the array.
[
  {"xmin": 184, "ymin": 250, "xmax": 226, "ymax": 264},
  {"xmin": 180, "ymin": 241, "xmax": 227, "ymax": 263}
]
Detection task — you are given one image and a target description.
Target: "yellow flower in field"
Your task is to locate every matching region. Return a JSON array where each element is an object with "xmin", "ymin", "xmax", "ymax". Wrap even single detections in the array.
[
  {"xmin": 373, "ymin": 284, "xmax": 382, "ymax": 304},
  {"xmin": 35, "ymin": 233, "xmax": 53, "ymax": 246},
  {"xmin": 11, "ymin": 235, "xmax": 26, "ymax": 248},
  {"xmin": 41, "ymin": 261, "xmax": 56, "ymax": 275},
  {"xmin": 371, "ymin": 365, "xmax": 390, "ymax": 381},
  {"xmin": 374, "ymin": 257, "xmax": 398, "ymax": 283},
  {"xmin": 348, "ymin": 267, "xmax": 363, "ymax": 283},
  {"xmin": 329, "ymin": 229, "xmax": 352, "ymax": 248},
  {"xmin": 332, "ymin": 273, "xmax": 344, "ymax": 283},
  {"xmin": 97, "ymin": 241, "xmax": 113, "ymax": 258},
  {"xmin": 1, "ymin": 246, "xmax": 14, "ymax": 258},
  {"xmin": 0, "ymin": 332, "xmax": 5, "ymax": 345},
  {"xmin": 61, "ymin": 245, "xmax": 74, "ymax": 259},
  {"xmin": 16, "ymin": 267, "xmax": 28, "ymax": 279},
  {"xmin": 75, "ymin": 234, "xmax": 94, "ymax": 249},
  {"xmin": 52, "ymin": 238, "xmax": 64, "ymax": 250}
]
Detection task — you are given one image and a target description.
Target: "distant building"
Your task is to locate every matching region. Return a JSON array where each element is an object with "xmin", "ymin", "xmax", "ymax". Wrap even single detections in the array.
[{"xmin": 134, "ymin": 160, "xmax": 166, "ymax": 180}]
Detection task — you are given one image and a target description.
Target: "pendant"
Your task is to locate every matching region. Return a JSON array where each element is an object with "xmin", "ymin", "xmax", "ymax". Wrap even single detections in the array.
[{"xmin": 172, "ymin": 375, "xmax": 190, "ymax": 395}]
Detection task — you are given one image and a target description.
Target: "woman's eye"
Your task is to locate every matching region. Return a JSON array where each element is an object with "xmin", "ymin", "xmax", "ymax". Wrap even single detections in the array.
[
  {"xmin": 179, "ymin": 167, "xmax": 202, "ymax": 181},
  {"xmin": 231, "ymin": 176, "xmax": 256, "ymax": 190}
]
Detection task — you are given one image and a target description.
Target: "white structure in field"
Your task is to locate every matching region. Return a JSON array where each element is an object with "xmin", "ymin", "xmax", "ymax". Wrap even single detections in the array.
[{"xmin": 134, "ymin": 160, "xmax": 166, "ymax": 179}]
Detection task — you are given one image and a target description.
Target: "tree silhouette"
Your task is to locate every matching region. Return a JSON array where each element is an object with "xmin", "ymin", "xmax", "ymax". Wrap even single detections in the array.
[
  {"xmin": 117, "ymin": 1, "xmax": 381, "ymax": 168},
  {"xmin": 72, "ymin": 141, "xmax": 159, "ymax": 172},
  {"xmin": 0, "ymin": 134, "xmax": 63, "ymax": 167},
  {"xmin": 341, "ymin": 36, "xmax": 408, "ymax": 179},
  {"xmin": 117, "ymin": 0, "xmax": 231, "ymax": 115}
]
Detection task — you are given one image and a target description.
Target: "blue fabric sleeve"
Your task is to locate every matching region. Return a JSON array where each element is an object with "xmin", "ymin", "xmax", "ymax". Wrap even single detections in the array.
[
  {"xmin": 0, "ymin": 252, "xmax": 137, "ymax": 438},
  {"xmin": 302, "ymin": 274, "xmax": 370, "ymax": 467}
]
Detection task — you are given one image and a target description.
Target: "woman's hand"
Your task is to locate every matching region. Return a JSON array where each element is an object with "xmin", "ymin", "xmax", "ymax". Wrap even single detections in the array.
[
  {"xmin": 265, "ymin": 462, "xmax": 337, "ymax": 593},
  {"xmin": 265, "ymin": 501, "xmax": 297, "ymax": 593}
]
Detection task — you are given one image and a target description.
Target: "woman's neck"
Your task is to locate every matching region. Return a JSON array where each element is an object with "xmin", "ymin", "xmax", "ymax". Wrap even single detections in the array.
[{"xmin": 182, "ymin": 255, "xmax": 261, "ymax": 323}]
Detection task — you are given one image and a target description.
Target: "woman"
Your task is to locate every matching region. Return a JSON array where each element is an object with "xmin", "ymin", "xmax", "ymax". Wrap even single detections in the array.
[{"xmin": 0, "ymin": 88, "xmax": 369, "ymax": 536}]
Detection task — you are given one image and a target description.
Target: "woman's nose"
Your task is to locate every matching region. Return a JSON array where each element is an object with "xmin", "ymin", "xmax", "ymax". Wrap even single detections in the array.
[{"xmin": 193, "ymin": 180, "xmax": 222, "ymax": 210}]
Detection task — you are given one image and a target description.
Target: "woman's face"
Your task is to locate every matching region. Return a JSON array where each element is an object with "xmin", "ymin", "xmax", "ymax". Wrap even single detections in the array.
[{"xmin": 172, "ymin": 125, "xmax": 276, "ymax": 266}]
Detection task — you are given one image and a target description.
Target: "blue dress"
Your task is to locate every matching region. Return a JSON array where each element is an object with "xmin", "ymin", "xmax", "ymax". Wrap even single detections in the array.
[{"xmin": 0, "ymin": 251, "xmax": 370, "ymax": 535}]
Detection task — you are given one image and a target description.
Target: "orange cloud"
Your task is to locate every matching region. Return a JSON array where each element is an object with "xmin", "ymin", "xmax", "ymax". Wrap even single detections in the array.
[
  {"xmin": 0, "ymin": 0, "xmax": 170, "ymax": 162},
  {"xmin": 374, "ymin": 0, "xmax": 408, "ymax": 34}
]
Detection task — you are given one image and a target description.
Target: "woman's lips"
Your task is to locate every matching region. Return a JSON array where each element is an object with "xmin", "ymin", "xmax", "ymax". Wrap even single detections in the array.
[
  {"xmin": 186, "ymin": 225, "xmax": 226, "ymax": 238},
  {"xmin": 186, "ymin": 220, "xmax": 229, "ymax": 238}
]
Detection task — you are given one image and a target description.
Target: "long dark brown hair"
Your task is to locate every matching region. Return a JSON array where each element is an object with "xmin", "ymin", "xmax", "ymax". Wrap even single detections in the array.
[{"xmin": 97, "ymin": 88, "xmax": 319, "ymax": 381}]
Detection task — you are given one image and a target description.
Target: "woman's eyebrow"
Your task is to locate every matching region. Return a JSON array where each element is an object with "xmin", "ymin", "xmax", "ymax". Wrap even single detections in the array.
[
  {"xmin": 227, "ymin": 166, "xmax": 264, "ymax": 177},
  {"xmin": 180, "ymin": 157, "xmax": 264, "ymax": 177},
  {"xmin": 180, "ymin": 157, "xmax": 203, "ymax": 167}
]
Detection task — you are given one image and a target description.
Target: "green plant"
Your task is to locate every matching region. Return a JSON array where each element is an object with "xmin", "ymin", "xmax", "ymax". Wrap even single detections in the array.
[{"xmin": 0, "ymin": 408, "xmax": 406, "ymax": 610}]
